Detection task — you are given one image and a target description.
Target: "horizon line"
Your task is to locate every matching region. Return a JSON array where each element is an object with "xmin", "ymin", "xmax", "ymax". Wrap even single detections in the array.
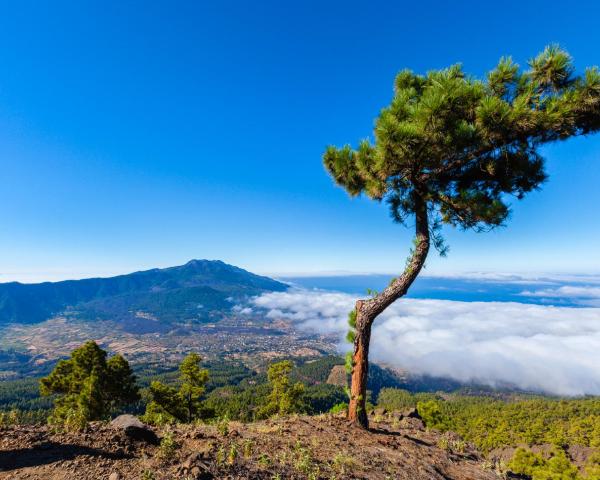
[{"xmin": 1, "ymin": 259, "xmax": 600, "ymax": 285}]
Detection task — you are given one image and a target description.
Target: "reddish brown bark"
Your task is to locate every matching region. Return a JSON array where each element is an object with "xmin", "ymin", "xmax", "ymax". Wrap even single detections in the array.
[{"xmin": 347, "ymin": 300, "xmax": 371, "ymax": 427}]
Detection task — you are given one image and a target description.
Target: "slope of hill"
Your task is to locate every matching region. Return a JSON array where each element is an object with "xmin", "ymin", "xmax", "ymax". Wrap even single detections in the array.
[
  {"xmin": 0, "ymin": 415, "xmax": 497, "ymax": 480},
  {"xmin": 0, "ymin": 260, "xmax": 287, "ymax": 326}
]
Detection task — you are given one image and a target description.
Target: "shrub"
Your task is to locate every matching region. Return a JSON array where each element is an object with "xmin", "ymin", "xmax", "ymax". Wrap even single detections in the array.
[
  {"xmin": 216, "ymin": 415, "xmax": 230, "ymax": 436},
  {"xmin": 417, "ymin": 400, "xmax": 448, "ymax": 431},
  {"xmin": 329, "ymin": 402, "xmax": 348, "ymax": 415},
  {"xmin": 157, "ymin": 432, "xmax": 179, "ymax": 461}
]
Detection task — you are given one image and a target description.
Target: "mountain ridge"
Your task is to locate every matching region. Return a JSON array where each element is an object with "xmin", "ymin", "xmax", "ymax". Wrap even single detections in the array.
[{"xmin": 0, "ymin": 259, "xmax": 288, "ymax": 325}]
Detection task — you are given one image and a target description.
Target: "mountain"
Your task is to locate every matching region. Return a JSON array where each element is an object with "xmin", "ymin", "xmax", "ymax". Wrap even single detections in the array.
[{"xmin": 0, "ymin": 260, "xmax": 287, "ymax": 326}]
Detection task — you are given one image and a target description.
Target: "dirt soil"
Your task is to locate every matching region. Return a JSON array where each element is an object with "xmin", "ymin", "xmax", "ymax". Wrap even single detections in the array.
[{"xmin": 0, "ymin": 414, "xmax": 500, "ymax": 479}]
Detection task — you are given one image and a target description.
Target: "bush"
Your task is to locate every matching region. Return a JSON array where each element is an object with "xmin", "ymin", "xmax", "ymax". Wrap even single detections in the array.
[
  {"xmin": 157, "ymin": 432, "xmax": 179, "ymax": 461},
  {"xmin": 329, "ymin": 402, "xmax": 348, "ymax": 415},
  {"xmin": 417, "ymin": 400, "xmax": 448, "ymax": 430}
]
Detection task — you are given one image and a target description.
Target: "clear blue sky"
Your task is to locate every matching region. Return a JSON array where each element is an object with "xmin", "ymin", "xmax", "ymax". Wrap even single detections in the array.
[{"xmin": 1, "ymin": 0, "xmax": 599, "ymax": 282}]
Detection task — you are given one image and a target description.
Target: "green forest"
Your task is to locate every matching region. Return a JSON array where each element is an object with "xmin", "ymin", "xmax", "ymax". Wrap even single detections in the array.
[
  {"xmin": 378, "ymin": 388, "xmax": 600, "ymax": 479},
  {"xmin": 2, "ymin": 349, "xmax": 600, "ymax": 479}
]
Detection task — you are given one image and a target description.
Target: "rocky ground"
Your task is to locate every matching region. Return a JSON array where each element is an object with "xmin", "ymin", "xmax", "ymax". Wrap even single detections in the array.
[{"xmin": 0, "ymin": 412, "xmax": 501, "ymax": 480}]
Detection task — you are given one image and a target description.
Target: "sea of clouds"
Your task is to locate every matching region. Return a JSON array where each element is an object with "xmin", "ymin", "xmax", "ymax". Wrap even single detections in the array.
[{"xmin": 250, "ymin": 277, "xmax": 600, "ymax": 396}]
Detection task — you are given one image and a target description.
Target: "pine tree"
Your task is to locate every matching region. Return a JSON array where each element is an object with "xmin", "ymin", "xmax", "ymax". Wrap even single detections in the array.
[
  {"xmin": 323, "ymin": 45, "xmax": 600, "ymax": 427},
  {"xmin": 179, "ymin": 352, "xmax": 209, "ymax": 422},
  {"xmin": 257, "ymin": 360, "xmax": 305, "ymax": 418},
  {"xmin": 143, "ymin": 352, "xmax": 209, "ymax": 424},
  {"xmin": 40, "ymin": 341, "xmax": 140, "ymax": 428}
]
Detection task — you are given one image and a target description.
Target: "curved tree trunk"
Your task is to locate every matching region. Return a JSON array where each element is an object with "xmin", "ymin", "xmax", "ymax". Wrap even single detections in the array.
[
  {"xmin": 348, "ymin": 195, "xmax": 431, "ymax": 428},
  {"xmin": 347, "ymin": 299, "xmax": 371, "ymax": 426}
]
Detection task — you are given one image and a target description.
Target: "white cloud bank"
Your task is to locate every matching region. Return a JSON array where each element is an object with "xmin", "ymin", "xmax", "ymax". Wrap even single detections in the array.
[
  {"xmin": 253, "ymin": 289, "xmax": 600, "ymax": 396},
  {"xmin": 520, "ymin": 285, "xmax": 600, "ymax": 307}
]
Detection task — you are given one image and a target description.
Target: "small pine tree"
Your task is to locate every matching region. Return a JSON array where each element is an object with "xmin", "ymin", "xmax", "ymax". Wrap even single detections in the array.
[
  {"xmin": 40, "ymin": 341, "xmax": 140, "ymax": 428},
  {"xmin": 179, "ymin": 352, "xmax": 209, "ymax": 422},
  {"xmin": 257, "ymin": 360, "xmax": 305, "ymax": 419},
  {"xmin": 143, "ymin": 352, "xmax": 209, "ymax": 424},
  {"xmin": 417, "ymin": 400, "xmax": 448, "ymax": 431}
]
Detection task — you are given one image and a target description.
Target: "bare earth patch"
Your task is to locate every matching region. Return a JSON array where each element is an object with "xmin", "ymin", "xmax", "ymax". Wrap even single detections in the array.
[{"xmin": 0, "ymin": 415, "xmax": 498, "ymax": 479}]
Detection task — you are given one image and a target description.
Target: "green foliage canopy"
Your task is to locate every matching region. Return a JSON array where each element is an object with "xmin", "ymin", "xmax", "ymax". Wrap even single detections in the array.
[
  {"xmin": 324, "ymin": 45, "xmax": 600, "ymax": 235},
  {"xmin": 378, "ymin": 389, "xmax": 600, "ymax": 453},
  {"xmin": 39, "ymin": 341, "xmax": 139, "ymax": 427},
  {"xmin": 507, "ymin": 447, "xmax": 598, "ymax": 480},
  {"xmin": 257, "ymin": 360, "xmax": 305, "ymax": 419},
  {"xmin": 417, "ymin": 399, "xmax": 450, "ymax": 430},
  {"xmin": 143, "ymin": 352, "xmax": 209, "ymax": 424}
]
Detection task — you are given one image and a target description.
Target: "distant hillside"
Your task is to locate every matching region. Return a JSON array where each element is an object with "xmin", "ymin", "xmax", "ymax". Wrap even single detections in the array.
[
  {"xmin": 292, "ymin": 356, "xmax": 465, "ymax": 399},
  {"xmin": 0, "ymin": 260, "xmax": 287, "ymax": 326}
]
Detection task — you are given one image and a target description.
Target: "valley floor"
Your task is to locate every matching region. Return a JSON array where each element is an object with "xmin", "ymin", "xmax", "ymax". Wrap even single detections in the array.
[{"xmin": 0, "ymin": 414, "xmax": 497, "ymax": 480}]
